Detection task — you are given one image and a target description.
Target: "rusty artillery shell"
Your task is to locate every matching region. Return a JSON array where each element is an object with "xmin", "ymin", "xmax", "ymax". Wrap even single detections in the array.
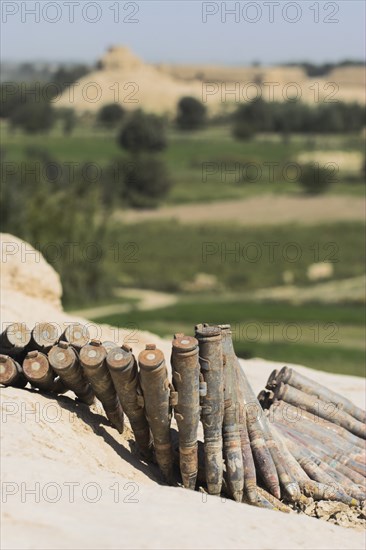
[
  {"xmin": 219, "ymin": 325, "xmax": 244, "ymax": 502},
  {"xmin": 171, "ymin": 334, "xmax": 200, "ymax": 490},
  {"xmin": 246, "ymin": 492, "xmax": 278, "ymax": 510},
  {"xmin": 275, "ymin": 382, "xmax": 366, "ymax": 439},
  {"xmin": 0, "ymin": 323, "xmax": 31, "ymax": 361},
  {"xmin": 0, "ymin": 355, "xmax": 27, "ymax": 388},
  {"xmin": 278, "ymin": 366, "xmax": 366, "ymax": 424},
  {"xmin": 269, "ymin": 400, "xmax": 366, "ymax": 454},
  {"xmin": 138, "ymin": 344, "xmax": 174, "ymax": 483},
  {"xmin": 62, "ymin": 323, "xmax": 90, "ymax": 351},
  {"xmin": 195, "ymin": 324, "xmax": 224, "ymax": 496},
  {"xmin": 257, "ymin": 390, "xmax": 274, "ymax": 410},
  {"xmin": 257, "ymin": 487, "xmax": 292, "ymax": 513},
  {"xmin": 266, "ymin": 369, "xmax": 279, "ymax": 391},
  {"xmin": 102, "ymin": 341, "xmax": 119, "ymax": 354},
  {"xmin": 106, "ymin": 345, "xmax": 152, "ymax": 458},
  {"xmin": 79, "ymin": 340, "xmax": 124, "ymax": 432},
  {"xmin": 237, "ymin": 361, "xmax": 291, "ymax": 500},
  {"xmin": 23, "ymin": 351, "xmax": 66, "ymax": 393},
  {"xmin": 277, "ymin": 426, "xmax": 359, "ymax": 506},
  {"xmin": 276, "ymin": 421, "xmax": 366, "ymax": 500},
  {"xmin": 238, "ymin": 401, "xmax": 258, "ymax": 503},
  {"xmin": 48, "ymin": 342, "xmax": 95, "ymax": 404},
  {"xmin": 272, "ymin": 408, "xmax": 366, "ymax": 477},
  {"xmin": 30, "ymin": 322, "xmax": 61, "ymax": 353},
  {"xmin": 272, "ymin": 425, "xmax": 351, "ymax": 502}
]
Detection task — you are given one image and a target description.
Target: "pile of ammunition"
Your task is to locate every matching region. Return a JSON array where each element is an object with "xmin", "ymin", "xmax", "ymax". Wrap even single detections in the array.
[{"xmin": 1, "ymin": 321, "xmax": 365, "ymax": 514}]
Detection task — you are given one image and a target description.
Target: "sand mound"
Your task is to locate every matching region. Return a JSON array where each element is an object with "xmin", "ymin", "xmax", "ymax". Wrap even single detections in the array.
[
  {"xmin": 1, "ymin": 233, "xmax": 365, "ymax": 549},
  {"xmin": 57, "ymin": 46, "xmax": 365, "ymax": 115}
]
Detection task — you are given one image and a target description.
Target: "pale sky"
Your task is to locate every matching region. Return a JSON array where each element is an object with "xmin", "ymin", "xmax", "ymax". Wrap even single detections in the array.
[{"xmin": 1, "ymin": 0, "xmax": 365, "ymax": 65}]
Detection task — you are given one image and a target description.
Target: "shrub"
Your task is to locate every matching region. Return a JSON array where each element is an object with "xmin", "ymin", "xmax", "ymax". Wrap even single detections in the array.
[
  {"xmin": 176, "ymin": 96, "xmax": 207, "ymax": 130},
  {"xmin": 98, "ymin": 103, "xmax": 125, "ymax": 128},
  {"xmin": 117, "ymin": 110, "xmax": 167, "ymax": 153},
  {"xmin": 299, "ymin": 163, "xmax": 335, "ymax": 195},
  {"xmin": 123, "ymin": 156, "xmax": 172, "ymax": 208}
]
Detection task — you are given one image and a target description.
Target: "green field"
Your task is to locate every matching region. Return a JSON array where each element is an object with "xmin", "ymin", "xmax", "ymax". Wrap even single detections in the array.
[
  {"xmin": 2, "ymin": 123, "xmax": 364, "ymax": 203},
  {"xmin": 105, "ymin": 220, "xmax": 365, "ymax": 292}
]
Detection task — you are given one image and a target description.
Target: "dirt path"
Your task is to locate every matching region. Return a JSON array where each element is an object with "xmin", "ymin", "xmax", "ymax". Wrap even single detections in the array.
[
  {"xmin": 69, "ymin": 288, "xmax": 178, "ymax": 319},
  {"xmin": 117, "ymin": 195, "xmax": 365, "ymax": 226}
]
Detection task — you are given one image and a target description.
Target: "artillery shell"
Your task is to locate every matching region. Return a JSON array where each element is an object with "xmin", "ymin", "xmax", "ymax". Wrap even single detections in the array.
[
  {"xmin": 80, "ymin": 340, "xmax": 124, "ymax": 432},
  {"xmin": 278, "ymin": 366, "xmax": 366, "ymax": 424},
  {"xmin": 138, "ymin": 344, "xmax": 174, "ymax": 483},
  {"xmin": 236, "ymin": 362, "xmax": 282, "ymax": 500},
  {"xmin": 171, "ymin": 334, "xmax": 200, "ymax": 490},
  {"xmin": 30, "ymin": 322, "xmax": 61, "ymax": 353},
  {"xmin": 0, "ymin": 322, "xmax": 31, "ymax": 361},
  {"xmin": 48, "ymin": 341, "xmax": 95, "ymax": 405},
  {"xmin": 106, "ymin": 345, "xmax": 152, "ymax": 458},
  {"xmin": 257, "ymin": 487, "xmax": 292, "ymax": 513},
  {"xmin": 269, "ymin": 400, "xmax": 366, "ymax": 453},
  {"xmin": 278, "ymin": 427, "xmax": 359, "ymax": 506},
  {"xmin": 62, "ymin": 323, "xmax": 90, "ymax": 350},
  {"xmin": 23, "ymin": 350, "xmax": 66, "ymax": 393},
  {"xmin": 219, "ymin": 325, "xmax": 244, "ymax": 502},
  {"xmin": 102, "ymin": 341, "xmax": 119, "ymax": 354},
  {"xmin": 195, "ymin": 324, "xmax": 224, "ymax": 496},
  {"xmin": 0, "ymin": 355, "xmax": 27, "ymax": 388},
  {"xmin": 266, "ymin": 369, "xmax": 279, "ymax": 391},
  {"xmin": 275, "ymin": 382, "xmax": 366, "ymax": 439}
]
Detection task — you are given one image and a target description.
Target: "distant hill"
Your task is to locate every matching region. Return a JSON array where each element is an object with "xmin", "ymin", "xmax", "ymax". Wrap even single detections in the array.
[{"xmin": 51, "ymin": 46, "xmax": 365, "ymax": 114}]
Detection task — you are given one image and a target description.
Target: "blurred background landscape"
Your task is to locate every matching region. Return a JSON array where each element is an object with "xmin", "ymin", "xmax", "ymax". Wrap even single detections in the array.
[{"xmin": 1, "ymin": 1, "xmax": 365, "ymax": 376}]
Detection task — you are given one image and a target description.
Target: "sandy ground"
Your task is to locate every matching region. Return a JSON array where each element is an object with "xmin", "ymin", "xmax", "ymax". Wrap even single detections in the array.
[
  {"xmin": 118, "ymin": 195, "xmax": 366, "ymax": 226},
  {"xmin": 1, "ymin": 234, "xmax": 366, "ymax": 549}
]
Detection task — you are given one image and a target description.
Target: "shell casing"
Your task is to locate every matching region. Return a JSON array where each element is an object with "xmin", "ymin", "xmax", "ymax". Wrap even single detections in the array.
[
  {"xmin": 23, "ymin": 351, "xmax": 65, "ymax": 393},
  {"xmin": 102, "ymin": 341, "xmax": 119, "ymax": 354},
  {"xmin": 266, "ymin": 369, "xmax": 279, "ymax": 391},
  {"xmin": 257, "ymin": 487, "xmax": 292, "ymax": 513},
  {"xmin": 244, "ymin": 491, "xmax": 277, "ymax": 510},
  {"xmin": 79, "ymin": 340, "xmax": 124, "ymax": 432},
  {"xmin": 236, "ymin": 360, "xmax": 282, "ymax": 500},
  {"xmin": 30, "ymin": 322, "xmax": 61, "ymax": 353},
  {"xmin": 195, "ymin": 324, "xmax": 224, "ymax": 496},
  {"xmin": 269, "ymin": 400, "xmax": 366, "ymax": 454},
  {"xmin": 276, "ymin": 421, "xmax": 365, "ymax": 499},
  {"xmin": 106, "ymin": 345, "xmax": 152, "ymax": 457},
  {"xmin": 0, "ymin": 323, "xmax": 31, "ymax": 362},
  {"xmin": 278, "ymin": 366, "xmax": 366, "ymax": 424},
  {"xmin": 62, "ymin": 323, "xmax": 90, "ymax": 351},
  {"xmin": 279, "ymin": 427, "xmax": 359, "ymax": 506},
  {"xmin": 219, "ymin": 325, "xmax": 244, "ymax": 502},
  {"xmin": 138, "ymin": 344, "xmax": 174, "ymax": 483},
  {"xmin": 171, "ymin": 334, "xmax": 200, "ymax": 490},
  {"xmin": 0, "ymin": 355, "xmax": 27, "ymax": 388},
  {"xmin": 48, "ymin": 341, "xmax": 95, "ymax": 405},
  {"xmin": 272, "ymin": 408, "xmax": 366, "ymax": 477},
  {"xmin": 275, "ymin": 382, "xmax": 366, "ymax": 439},
  {"xmin": 271, "ymin": 425, "xmax": 346, "ymax": 502},
  {"xmin": 238, "ymin": 403, "xmax": 258, "ymax": 503}
]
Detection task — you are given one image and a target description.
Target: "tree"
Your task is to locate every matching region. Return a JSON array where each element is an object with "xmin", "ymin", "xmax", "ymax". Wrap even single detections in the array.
[
  {"xmin": 123, "ymin": 156, "xmax": 172, "ymax": 208},
  {"xmin": 299, "ymin": 163, "xmax": 335, "ymax": 195},
  {"xmin": 58, "ymin": 108, "xmax": 76, "ymax": 135},
  {"xmin": 232, "ymin": 98, "xmax": 272, "ymax": 140},
  {"xmin": 117, "ymin": 110, "xmax": 167, "ymax": 153},
  {"xmin": 97, "ymin": 103, "xmax": 125, "ymax": 128},
  {"xmin": 10, "ymin": 101, "xmax": 55, "ymax": 134},
  {"xmin": 176, "ymin": 96, "xmax": 207, "ymax": 130}
]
